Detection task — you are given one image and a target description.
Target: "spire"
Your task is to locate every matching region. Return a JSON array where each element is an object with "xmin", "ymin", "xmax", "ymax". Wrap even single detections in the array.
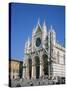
[
  {"xmin": 42, "ymin": 19, "xmax": 47, "ymax": 33},
  {"xmin": 32, "ymin": 26, "xmax": 35, "ymax": 33},
  {"xmin": 43, "ymin": 19, "xmax": 46, "ymax": 27},
  {"xmin": 28, "ymin": 37, "xmax": 31, "ymax": 47},
  {"xmin": 24, "ymin": 37, "xmax": 31, "ymax": 54},
  {"xmin": 32, "ymin": 27, "xmax": 35, "ymax": 37},
  {"xmin": 28, "ymin": 37, "xmax": 30, "ymax": 44},
  {"xmin": 42, "ymin": 19, "xmax": 47, "ymax": 44},
  {"xmin": 50, "ymin": 25, "xmax": 53, "ymax": 30},
  {"xmin": 37, "ymin": 18, "xmax": 40, "ymax": 25},
  {"xmin": 50, "ymin": 25, "xmax": 55, "ymax": 33},
  {"xmin": 35, "ymin": 18, "xmax": 42, "ymax": 33}
]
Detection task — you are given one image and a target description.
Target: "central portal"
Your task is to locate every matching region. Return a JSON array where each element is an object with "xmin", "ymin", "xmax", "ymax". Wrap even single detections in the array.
[
  {"xmin": 35, "ymin": 56, "xmax": 40, "ymax": 79},
  {"xmin": 42, "ymin": 54, "xmax": 48, "ymax": 75}
]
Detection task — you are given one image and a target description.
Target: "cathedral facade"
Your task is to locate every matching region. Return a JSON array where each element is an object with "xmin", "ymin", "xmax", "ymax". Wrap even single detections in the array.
[{"xmin": 22, "ymin": 19, "xmax": 65, "ymax": 81}]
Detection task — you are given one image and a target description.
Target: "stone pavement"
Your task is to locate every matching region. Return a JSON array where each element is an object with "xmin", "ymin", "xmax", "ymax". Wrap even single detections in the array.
[{"xmin": 11, "ymin": 78, "xmax": 54, "ymax": 87}]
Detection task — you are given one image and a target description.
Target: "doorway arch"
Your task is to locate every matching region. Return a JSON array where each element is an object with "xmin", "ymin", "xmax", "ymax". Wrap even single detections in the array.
[
  {"xmin": 28, "ymin": 58, "xmax": 32, "ymax": 79},
  {"xmin": 42, "ymin": 54, "xmax": 48, "ymax": 75},
  {"xmin": 35, "ymin": 56, "xmax": 40, "ymax": 79}
]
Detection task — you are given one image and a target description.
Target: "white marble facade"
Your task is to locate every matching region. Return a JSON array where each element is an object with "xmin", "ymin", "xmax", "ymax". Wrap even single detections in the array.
[{"xmin": 23, "ymin": 19, "xmax": 65, "ymax": 80}]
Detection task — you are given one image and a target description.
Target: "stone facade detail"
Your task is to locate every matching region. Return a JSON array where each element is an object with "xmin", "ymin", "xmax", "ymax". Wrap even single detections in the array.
[{"xmin": 22, "ymin": 19, "xmax": 65, "ymax": 81}]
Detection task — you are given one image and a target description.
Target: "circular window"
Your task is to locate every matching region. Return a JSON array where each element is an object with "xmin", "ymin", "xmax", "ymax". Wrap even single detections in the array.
[{"xmin": 36, "ymin": 38, "xmax": 41, "ymax": 47}]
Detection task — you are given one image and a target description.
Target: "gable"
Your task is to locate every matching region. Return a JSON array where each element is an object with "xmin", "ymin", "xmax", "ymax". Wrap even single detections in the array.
[{"xmin": 35, "ymin": 24, "xmax": 42, "ymax": 34}]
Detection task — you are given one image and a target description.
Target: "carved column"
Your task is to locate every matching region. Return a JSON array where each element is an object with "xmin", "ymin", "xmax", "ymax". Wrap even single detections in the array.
[
  {"xmin": 25, "ymin": 59, "xmax": 30, "ymax": 79},
  {"xmin": 23, "ymin": 61, "xmax": 26, "ymax": 79},
  {"xmin": 48, "ymin": 58, "xmax": 50, "ymax": 79},
  {"xmin": 32, "ymin": 56, "xmax": 36, "ymax": 79},
  {"xmin": 40, "ymin": 54, "xmax": 44, "ymax": 78}
]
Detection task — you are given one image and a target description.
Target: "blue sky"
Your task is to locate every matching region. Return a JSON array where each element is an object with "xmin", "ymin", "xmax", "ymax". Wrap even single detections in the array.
[{"xmin": 11, "ymin": 3, "xmax": 65, "ymax": 61}]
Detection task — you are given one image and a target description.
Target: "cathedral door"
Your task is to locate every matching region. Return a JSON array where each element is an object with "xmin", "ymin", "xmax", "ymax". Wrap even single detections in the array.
[{"xmin": 35, "ymin": 56, "xmax": 40, "ymax": 79}]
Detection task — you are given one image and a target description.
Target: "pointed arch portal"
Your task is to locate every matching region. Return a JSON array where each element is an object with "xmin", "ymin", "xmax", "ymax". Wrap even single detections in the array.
[
  {"xmin": 42, "ymin": 54, "xmax": 48, "ymax": 75},
  {"xmin": 28, "ymin": 58, "xmax": 32, "ymax": 79},
  {"xmin": 35, "ymin": 56, "xmax": 40, "ymax": 79}
]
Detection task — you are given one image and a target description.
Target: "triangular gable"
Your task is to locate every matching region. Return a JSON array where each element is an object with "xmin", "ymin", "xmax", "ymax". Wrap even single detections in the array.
[{"xmin": 35, "ymin": 24, "xmax": 42, "ymax": 34}]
